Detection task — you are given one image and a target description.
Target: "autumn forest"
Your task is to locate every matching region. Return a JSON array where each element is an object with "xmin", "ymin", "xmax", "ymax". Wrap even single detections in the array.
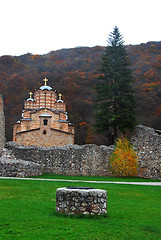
[{"xmin": 1, "ymin": 41, "xmax": 161, "ymax": 144}]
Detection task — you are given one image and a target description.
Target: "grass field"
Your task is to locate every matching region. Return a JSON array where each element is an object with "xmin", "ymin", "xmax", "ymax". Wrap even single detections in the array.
[
  {"xmin": 0, "ymin": 176, "xmax": 161, "ymax": 240},
  {"xmin": 34, "ymin": 173, "xmax": 161, "ymax": 182}
]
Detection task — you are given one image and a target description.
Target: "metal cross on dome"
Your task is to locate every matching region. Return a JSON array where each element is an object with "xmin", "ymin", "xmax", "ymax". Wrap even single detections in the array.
[
  {"xmin": 29, "ymin": 92, "xmax": 33, "ymax": 98},
  {"xmin": 43, "ymin": 78, "xmax": 48, "ymax": 86},
  {"xmin": 58, "ymin": 93, "xmax": 62, "ymax": 100}
]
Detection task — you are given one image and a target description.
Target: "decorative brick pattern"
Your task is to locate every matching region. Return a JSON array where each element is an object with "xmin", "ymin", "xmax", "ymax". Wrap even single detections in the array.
[{"xmin": 13, "ymin": 80, "xmax": 75, "ymax": 147}]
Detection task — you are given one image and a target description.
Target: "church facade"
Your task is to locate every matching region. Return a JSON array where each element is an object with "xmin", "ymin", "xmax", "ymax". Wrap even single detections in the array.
[{"xmin": 13, "ymin": 78, "xmax": 75, "ymax": 147}]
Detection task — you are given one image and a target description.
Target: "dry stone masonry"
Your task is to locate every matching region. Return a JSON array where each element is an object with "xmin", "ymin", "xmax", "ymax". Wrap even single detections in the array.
[
  {"xmin": 0, "ymin": 148, "xmax": 42, "ymax": 177},
  {"xmin": 131, "ymin": 125, "xmax": 161, "ymax": 179},
  {"xmin": 0, "ymin": 125, "xmax": 160, "ymax": 179},
  {"xmin": 0, "ymin": 94, "xmax": 5, "ymax": 149},
  {"xmin": 6, "ymin": 142, "xmax": 114, "ymax": 176},
  {"xmin": 56, "ymin": 187, "xmax": 107, "ymax": 215}
]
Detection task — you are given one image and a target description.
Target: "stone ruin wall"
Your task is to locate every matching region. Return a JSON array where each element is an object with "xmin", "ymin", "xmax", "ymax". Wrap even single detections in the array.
[
  {"xmin": 0, "ymin": 148, "xmax": 42, "ymax": 177},
  {"xmin": 0, "ymin": 93, "xmax": 160, "ymax": 179},
  {"xmin": 0, "ymin": 94, "xmax": 5, "ymax": 149},
  {"xmin": 131, "ymin": 125, "xmax": 161, "ymax": 179},
  {"xmin": 5, "ymin": 143, "xmax": 114, "ymax": 177},
  {"xmin": 0, "ymin": 125, "xmax": 160, "ymax": 179}
]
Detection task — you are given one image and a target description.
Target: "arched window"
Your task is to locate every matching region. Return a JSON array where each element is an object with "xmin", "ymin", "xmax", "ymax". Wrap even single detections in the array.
[
  {"xmin": 43, "ymin": 130, "xmax": 46, "ymax": 135},
  {"xmin": 43, "ymin": 119, "xmax": 48, "ymax": 125}
]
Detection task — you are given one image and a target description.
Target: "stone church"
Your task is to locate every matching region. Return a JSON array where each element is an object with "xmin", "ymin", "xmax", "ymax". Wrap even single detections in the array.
[{"xmin": 13, "ymin": 78, "xmax": 75, "ymax": 147}]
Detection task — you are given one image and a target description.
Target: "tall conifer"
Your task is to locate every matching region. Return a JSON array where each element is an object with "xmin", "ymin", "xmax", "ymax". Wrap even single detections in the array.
[{"xmin": 94, "ymin": 26, "xmax": 136, "ymax": 141}]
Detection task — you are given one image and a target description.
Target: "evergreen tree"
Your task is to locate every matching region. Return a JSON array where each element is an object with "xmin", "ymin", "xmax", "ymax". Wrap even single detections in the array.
[{"xmin": 94, "ymin": 26, "xmax": 136, "ymax": 142}]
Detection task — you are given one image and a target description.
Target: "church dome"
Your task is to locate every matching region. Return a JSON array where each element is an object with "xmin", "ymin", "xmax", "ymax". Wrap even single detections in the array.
[
  {"xmin": 57, "ymin": 99, "xmax": 63, "ymax": 103},
  {"xmin": 40, "ymin": 85, "xmax": 52, "ymax": 90},
  {"xmin": 27, "ymin": 98, "xmax": 34, "ymax": 101}
]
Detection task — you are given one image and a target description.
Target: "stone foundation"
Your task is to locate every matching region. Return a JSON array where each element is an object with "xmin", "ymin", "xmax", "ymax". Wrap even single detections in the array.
[{"xmin": 56, "ymin": 187, "xmax": 107, "ymax": 215}]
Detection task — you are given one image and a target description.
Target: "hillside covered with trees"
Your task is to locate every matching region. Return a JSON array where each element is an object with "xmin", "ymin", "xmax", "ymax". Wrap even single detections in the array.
[{"xmin": 0, "ymin": 41, "xmax": 161, "ymax": 144}]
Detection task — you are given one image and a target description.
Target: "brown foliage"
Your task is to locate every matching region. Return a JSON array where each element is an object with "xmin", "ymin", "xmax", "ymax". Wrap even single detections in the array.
[{"xmin": 1, "ymin": 42, "xmax": 161, "ymax": 143}]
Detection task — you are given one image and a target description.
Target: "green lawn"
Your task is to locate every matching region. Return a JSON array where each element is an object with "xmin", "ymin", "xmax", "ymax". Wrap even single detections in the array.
[
  {"xmin": 0, "ymin": 177, "xmax": 161, "ymax": 240},
  {"xmin": 34, "ymin": 173, "xmax": 161, "ymax": 182}
]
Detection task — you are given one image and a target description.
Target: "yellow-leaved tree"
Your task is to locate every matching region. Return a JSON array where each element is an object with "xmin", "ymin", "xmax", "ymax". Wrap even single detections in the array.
[{"xmin": 110, "ymin": 137, "xmax": 138, "ymax": 177}]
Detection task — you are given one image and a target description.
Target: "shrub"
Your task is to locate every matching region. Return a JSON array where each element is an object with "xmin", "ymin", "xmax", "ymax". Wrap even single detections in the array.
[{"xmin": 110, "ymin": 137, "xmax": 138, "ymax": 177}]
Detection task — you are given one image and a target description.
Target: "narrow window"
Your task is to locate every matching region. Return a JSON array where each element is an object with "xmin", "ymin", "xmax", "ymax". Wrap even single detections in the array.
[
  {"xmin": 27, "ymin": 125, "xmax": 30, "ymax": 130},
  {"xmin": 43, "ymin": 119, "xmax": 48, "ymax": 125},
  {"xmin": 43, "ymin": 130, "xmax": 46, "ymax": 135}
]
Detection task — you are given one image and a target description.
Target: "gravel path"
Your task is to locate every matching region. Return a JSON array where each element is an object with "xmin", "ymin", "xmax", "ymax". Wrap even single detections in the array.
[{"xmin": 0, "ymin": 176, "xmax": 161, "ymax": 186}]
